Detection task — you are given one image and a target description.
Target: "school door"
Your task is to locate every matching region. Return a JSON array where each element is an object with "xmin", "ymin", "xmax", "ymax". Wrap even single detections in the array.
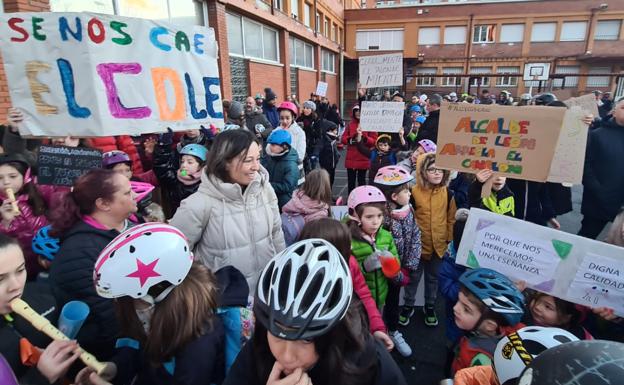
[{"xmin": 616, "ymin": 76, "xmax": 624, "ymax": 99}]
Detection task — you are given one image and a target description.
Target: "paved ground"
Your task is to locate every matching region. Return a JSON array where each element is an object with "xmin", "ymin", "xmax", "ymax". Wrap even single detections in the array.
[{"xmin": 329, "ymin": 153, "xmax": 612, "ymax": 385}]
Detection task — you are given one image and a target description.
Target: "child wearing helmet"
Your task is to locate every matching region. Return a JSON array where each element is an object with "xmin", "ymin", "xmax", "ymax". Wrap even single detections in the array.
[
  {"xmin": 373, "ymin": 166, "xmax": 422, "ymax": 357},
  {"xmin": 0, "ymin": 154, "xmax": 66, "ymax": 279},
  {"xmin": 453, "ymin": 326, "xmax": 579, "ymax": 385},
  {"xmin": 153, "ymin": 142, "xmax": 207, "ymax": 217},
  {"xmin": 78, "ymin": 224, "xmax": 232, "ymax": 385},
  {"xmin": 347, "ymin": 186, "xmax": 401, "ymax": 310},
  {"xmin": 223, "ymin": 239, "xmax": 407, "ymax": 385},
  {"xmin": 261, "ymin": 129, "xmax": 300, "ymax": 210},
  {"xmin": 276, "ymin": 101, "xmax": 306, "ymax": 184},
  {"xmin": 357, "ymin": 134, "xmax": 398, "ymax": 184},
  {"xmin": 452, "ymin": 268, "xmax": 526, "ymax": 374}
]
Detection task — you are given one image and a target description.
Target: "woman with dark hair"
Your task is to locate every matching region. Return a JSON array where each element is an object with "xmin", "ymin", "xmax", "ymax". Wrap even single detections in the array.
[
  {"xmin": 223, "ymin": 239, "xmax": 406, "ymax": 385},
  {"xmin": 170, "ymin": 129, "xmax": 285, "ymax": 293},
  {"xmin": 49, "ymin": 168, "xmax": 137, "ymax": 360}
]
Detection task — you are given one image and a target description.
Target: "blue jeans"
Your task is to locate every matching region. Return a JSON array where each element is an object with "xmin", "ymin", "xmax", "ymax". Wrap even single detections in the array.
[{"xmin": 404, "ymin": 254, "xmax": 442, "ymax": 307}]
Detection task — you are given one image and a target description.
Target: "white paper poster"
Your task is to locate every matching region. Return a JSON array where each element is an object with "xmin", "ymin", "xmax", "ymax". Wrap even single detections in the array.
[
  {"xmin": 360, "ymin": 101, "xmax": 405, "ymax": 133},
  {"xmin": 358, "ymin": 53, "xmax": 403, "ymax": 88},
  {"xmin": 547, "ymin": 106, "xmax": 588, "ymax": 185},
  {"xmin": 315, "ymin": 81, "xmax": 328, "ymax": 97},
  {"xmin": 0, "ymin": 12, "xmax": 224, "ymax": 137},
  {"xmin": 567, "ymin": 253, "xmax": 624, "ymax": 309}
]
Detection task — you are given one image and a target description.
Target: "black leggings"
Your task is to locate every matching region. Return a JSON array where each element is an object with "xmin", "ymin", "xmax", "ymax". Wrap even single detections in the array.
[
  {"xmin": 347, "ymin": 168, "xmax": 367, "ymax": 194},
  {"xmin": 383, "ymin": 283, "xmax": 400, "ymax": 332}
]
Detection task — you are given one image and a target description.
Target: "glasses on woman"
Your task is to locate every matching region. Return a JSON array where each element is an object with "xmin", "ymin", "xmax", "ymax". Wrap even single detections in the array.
[{"xmin": 426, "ymin": 167, "xmax": 443, "ymax": 174}]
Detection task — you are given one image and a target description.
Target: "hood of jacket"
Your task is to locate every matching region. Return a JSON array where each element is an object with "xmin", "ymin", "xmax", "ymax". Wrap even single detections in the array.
[
  {"xmin": 416, "ymin": 152, "xmax": 450, "ymax": 189},
  {"xmin": 198, "ymin": 165, "xmax": 271, "ymax": 203},
  {"xmin": 282, "ymin": 190, "xmax": 330, "ymax": 218},
  {"xmin": 215, "ymin": 265, "xmax": 249, "ymax": 307},
  {"xmin": 264, "ymin": 145, "xmax": 299, "ymax": 162},
  {"xmin": 60, "ymin": 219, "xmax": 120, "ymax": 243}
]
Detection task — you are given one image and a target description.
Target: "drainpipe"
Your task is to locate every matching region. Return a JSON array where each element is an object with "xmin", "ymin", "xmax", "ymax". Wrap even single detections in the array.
[
  {"xmin": 464, "ymin": 13, "xmax": 474, "ymax": 94},
  {"xmin": 314, "ymin": 0, "xmax": 318, "ymax": 37}
]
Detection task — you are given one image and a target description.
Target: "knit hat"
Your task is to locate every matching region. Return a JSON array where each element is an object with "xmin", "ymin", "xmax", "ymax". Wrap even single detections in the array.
[
  {"xmin": 264, "ymin": 87, "xmax": 277, "ymax": 101},
  {"xmin": 303, "ymin": 100, "xmax": 317, "ymax": 111},
  {"xmin": 228, "ymin": 100, "xmax": 244, "ymax": 120},
  {"xmin": 255, "ymin": 93, "xmax": 264, "ymax": 100},
  {"xmin": 415, "ymin": 115, "xmax": 426, "ymax": 124},
  {"xmin": 410, "ymin": 105, "xmax": 421, "ymax": 113}
]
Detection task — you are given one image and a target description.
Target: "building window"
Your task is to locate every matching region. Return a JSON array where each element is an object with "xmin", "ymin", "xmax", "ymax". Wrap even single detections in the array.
[
  {"xmin": 418, "ymin": 27, "xmax": 440, "ymax": 45},
  {"xmin": 322, "ymin": 50, "xmax": 336, "ymax": 73},
  {"xmin": 560, "ymin": 21, "xmax": 587, "ymax": 42},
  {"xmin": 228, "ymin": 13, "xmax": 279, "ymax": 62},
  {"xmin": 473, "ymin": 25, "xmax": 495, "ymax": 43},
  {"xmin": 290, "ymin": 0, "xmax": 299, "ymax": 19},
  {"xmin": 500, "ymin": 24, "xmax": 524, "ymax": 43},
  {"xmin": 324, "ymin": 18, "xmax": 330, "ymax": 37},
  {"xmin": 303, "ymin": 3, "xmax": 311, "ymax": 27},
  {"xmin": 356, "ymin": 29, "xmax": 404, "ymax": 51},
  {"xmin": 332, "ymin": 23, "xmax": 337, "ymax": 42},
  {"xmin": 552, "ymin": 65, "xmax": 580, "ymax": 87},
  {"xmin": 444, "ymin": 26, "xmax": 466, "ymax": 45},
  {"xmin": 51, "ymin": 0, "xmax": 115, "ymax": 13},
  {"xmin": 496, "ymin": 66, "xmax": 519, "ymax": 87},
  {"xmin": 416, "ymin": 67, "xmax": 436, "ymax": 87},
  {"xmin": 290, "ymin": 37, "xmax": 314, "ymax": 69},
  {"xmin": 595, "ymin": 20, "xmax": 621, "ymax": 40},
  {"xmin": 587, "ymin": 66, "xmax": 611, "ymax": 87},
  {"xmin": 470, "ymin": 67, "xmax": 491, "ymax": 87},
  {"xmin": 338, "ymin": 27, "xmax": 343, "ymax": 44},
  {"xmin": 531, "ymin": 22, "xmax": 556, "ymax": 42},
  {"xmin": 316, "ymin": 12, "xmax": 321, "ymax": 32},
  {"xmin": 442, "ymin": 67, "xmax": 462, "ymax": 87},
  {"xmin": 275, "ymin": 0, "xmax": 284, "ymax": 11}
]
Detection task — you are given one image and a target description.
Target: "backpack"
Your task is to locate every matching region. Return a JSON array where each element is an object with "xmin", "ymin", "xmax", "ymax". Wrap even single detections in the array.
[{"xmin": 281, "ymin": 212, "xmax": 305, "ymax": 246}]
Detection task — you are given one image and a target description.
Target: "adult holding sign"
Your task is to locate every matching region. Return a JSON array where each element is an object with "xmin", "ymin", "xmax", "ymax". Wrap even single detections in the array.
[{"xmin": 579, "ymin": 97, "xmax": 624, "ymax": 239}]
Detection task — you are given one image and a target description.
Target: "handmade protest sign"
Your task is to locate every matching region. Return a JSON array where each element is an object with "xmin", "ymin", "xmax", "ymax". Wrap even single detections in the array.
[
  {"xmin": 0, "ymin": 13, "xmax": 224, "ymax": 137},
  {"xmin": 358, "ymin": 53, "xmax": 403, "ymax": 88},
  {"xmin": 564, "ymin": 93, "xmax": 599, "ymax": 117},
  {"xmin": 331, "ymin": 206, "xmax": 348, "ymax": 221},
  {"xmin": 315, "ymin": 81, "xmax": 328, "ymax": 97},
  {"xmin": 360, "ymin": 101, "xmax": 405, "ymax": 132},
  {"xmin": 457, "ymin": 209, "xmax": 624, "ymax": 316},
  {"xmin": 547, "ymin": 106, "xmax": 588, "ymax": 185},
  {"xmin": 37, "ymin": 145, "xmax": 102, "ymax": 186},
  {"xmin": 436, "ymin": 102, "xmax": 565, "ymax": 182}
]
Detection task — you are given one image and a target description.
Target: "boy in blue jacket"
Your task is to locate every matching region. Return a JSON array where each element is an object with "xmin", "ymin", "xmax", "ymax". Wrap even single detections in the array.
[{"xmin": 261, "ymin": 129, "xmax": 300, "ymax": 210}]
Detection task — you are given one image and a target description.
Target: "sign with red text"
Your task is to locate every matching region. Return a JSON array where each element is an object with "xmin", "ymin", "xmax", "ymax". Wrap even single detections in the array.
[
  {"xmin": 436, "ymin": 102, "xmax": 565, "ymax": 182},
  {"xmin": 0, "ymin": 13, "xmax": 224, "ymax": 137},
  {"xmin": 457, "ymin": 209, "xmax": 624, "ymax": 316}
]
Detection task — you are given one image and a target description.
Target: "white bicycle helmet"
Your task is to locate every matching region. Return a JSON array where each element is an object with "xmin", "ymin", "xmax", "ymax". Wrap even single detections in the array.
[
  {"xmin": 255, "ymin": 239, "xmax": 353, "ymax": 340},
  {"xmin": 93, "ymin": 223, "xmax": 193, "ymax": 302},
  {"xmin": 494, "ymin": 326, "xmax": 578, "ymax": 385}
]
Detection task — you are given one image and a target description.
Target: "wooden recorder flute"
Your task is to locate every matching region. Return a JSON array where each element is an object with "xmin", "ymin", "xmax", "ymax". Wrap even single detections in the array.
[
  {"xmin": 5, "ymin": 188, "xmax": 20, "ymax": 215},
  {"xmin": 10, "ymin": 298, "xmax": 106, "ymax": 375}
]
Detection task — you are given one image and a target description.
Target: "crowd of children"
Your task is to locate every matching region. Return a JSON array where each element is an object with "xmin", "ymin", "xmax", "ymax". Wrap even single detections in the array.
[{"xmin": 1, "ymin": 92, "xmax": 624, "ymax": 385}]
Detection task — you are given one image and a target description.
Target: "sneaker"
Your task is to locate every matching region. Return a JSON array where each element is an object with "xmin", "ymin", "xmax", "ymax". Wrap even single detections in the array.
[
  {"xmin": 398, "ymin": 306, "xmax": 415, "ymax": 326},
  {"xmin": 423, "ymin": 305, "xmax": 439, "ymax": 327},
  {"xmin": 389, "ymin": 330, "xmax": 412, "ymax": 357}
]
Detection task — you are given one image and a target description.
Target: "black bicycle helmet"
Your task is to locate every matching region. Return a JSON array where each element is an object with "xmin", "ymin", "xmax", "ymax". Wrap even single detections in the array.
[
  {"xmin": 533, "ymin": 93, "xmax": 557, "ymax": 106},
  {"xmin": 255, "ymin": 239, "xmax": 353, "ymax": 340},
  {"xmin": 517, "ymin": 340, "xmax": 624, "ymax": 385}
]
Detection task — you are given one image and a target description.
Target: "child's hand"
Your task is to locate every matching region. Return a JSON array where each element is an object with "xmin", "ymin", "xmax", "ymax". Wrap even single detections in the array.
[
  {"xmin": 356, "ymin": 126, "xmax": 363, "ymax": 142},
  {"xmin": 547, "ymin": 218, "xmax": 561, "ymax": 229},
  {"xmin": 514, "ymin": 280, "xmax": 527, "ymax": 292},
  {"xmin": 475, "ymin": 169, "xmax": 493, "ymax": 183},
  {"xmin": 0, "ymin": 200, "xmax": 18, "ymax": 225},
  {"xmin": 143, "ymin": 137, "xmax": 157, "ymax": 155},
  {"xmin": 266, "ymin": 362, "xmax": 311, "ymax": 385},
  {"xmin": 592, "ymin": 307, "xmax": 620, "ymax": 322},
  {"xmin": 7, "ymin": 108, "xmax": 24, "ymax": 132},
  {"xmin": 581, "ymin": 114, "xmax": 594, "ymax": 125},
  {"xmin": 37, "ymin": 340, "xmax": 80, "ymax": 384},
  {"xmin": 373, "ymin": 331, "xmax": 395, "ymax": 351},
  {"xmin": 38, "ymin": 256, "xmax": 51, "ymax": 270},
  {"xmin": 398, "ymin": 127, "xmax": 404, "ymax": 136},
  {"xmin": 75, "ymin": 362, "xmax": 116, "ymax": 385}
]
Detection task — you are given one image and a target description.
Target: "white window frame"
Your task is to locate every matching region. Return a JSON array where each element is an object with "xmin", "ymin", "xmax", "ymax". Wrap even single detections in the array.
[
  {"xmin": 356, "ymin": 29, "xmax": 404, "ymax": 51},
  {"xmin": 324, "ymin": 18, "xmax": 329, "ymax": 37},
  {"xmin": 500, "ymin": 24, "xmax": 524, "ymax": 43},
  {"xmin": 316, "ymin": 12, "xmax": 321, "ymax": 32},
  {"xmin": 303, "ymin": 3, "xmax": 311, "ymax": 27},
  {"xmin": 290, "ymin": 0, "xmax": 299, "ymax": 19},
  {"xmin": 587, "ymin": 66, "xmax": 611, "ymax": 88},
  {"xmin": 473, "ymin": 25, "xmax": 495, "ymax": 43},
  {"xmin": 495, "ymin": 67, "xmax": 519, "ymax": 87},
  {"xmin": 275, "ymin": 0, "xmax": 284, "ymax": 11},
  {"xmin": 228, "ymin": 13, "xmax": 280, "ymax": 63},
  {"xmin": 444, "ymin": 26, "xmax": 466, "ymax": 45},
  {"xmin": 419, "ymin": 27, "xmax": 440, "ymax": 45},
  {"xmin": 595, "ymin": 20, "xmax": 621, "ymax": 41},
  {"xmin": 552, "ymin": 65, "xmax": 580, "ymax": 88},
  {"xmin": 531, "ymin": 22, "xmax": 556, "ymax": 42},
  {"xmin": 560, "ymin": 21, "xmax": 587, "ymax": 42},
  {"xmin": 442, "ymin": 68, "xmax": 462, "ymax": 87},
  {"xmin": 470, "ymin": 67, "xmax": 491, "ymax": 87},
  {"xmin": 416, "ymin": 68, "xmax": 437, "ymax": 87},
  {"xmin": 321, "ymin": 49, "xmax": 336, "ymax": 73},
  {"xmin": 290, "ymin": 36, "xmax": 315, "ymax": 70}
]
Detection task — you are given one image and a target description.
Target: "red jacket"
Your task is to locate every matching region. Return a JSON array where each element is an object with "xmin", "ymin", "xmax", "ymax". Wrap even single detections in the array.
[
  {"xmin": 349, "ymin": 255, "xmax": 386, "ymax": 333},
  {"xmin": 341, "ymin": 120, "xmax": 376, "ymax": 170},
  {"xmin": 90, "ymin": 136, "xmax": 144, "ymax": 175}
]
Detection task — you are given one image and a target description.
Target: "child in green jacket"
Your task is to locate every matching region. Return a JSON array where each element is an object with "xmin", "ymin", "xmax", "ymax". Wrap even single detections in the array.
[{"xmin": 347, "ymin": 185, "xmax": 401, "ymax": 309}]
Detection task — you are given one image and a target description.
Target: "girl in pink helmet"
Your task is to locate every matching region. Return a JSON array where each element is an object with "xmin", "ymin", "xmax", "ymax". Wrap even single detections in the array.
[{"xmin": 276, "ymin": 101, "xmax": 306, "ymax": 185}]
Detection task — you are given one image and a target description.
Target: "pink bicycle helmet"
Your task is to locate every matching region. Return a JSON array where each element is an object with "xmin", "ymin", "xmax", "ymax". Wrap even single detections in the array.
[
  {"xmin": 418, "ymin": 139, "xmax": 437, "ymax": 153},
  {"xmin": 374, "ymin": 165, "xmax": 414, "ymax": 186},
  {"xmin": 130, "ymin": 181, "xmax": 155, "ymax": 203},
  {"xmin": 277, "ymin": 101, "xmax": 298, "ymax": 118},
  {"xmin": 347, "ymin": 185, "xmax": 386, "ymax": 221}
]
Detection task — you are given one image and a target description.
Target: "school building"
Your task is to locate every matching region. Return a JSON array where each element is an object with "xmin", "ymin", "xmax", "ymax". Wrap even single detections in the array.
[{"xmin": 344, "ymin": 0, "xmax": 624, "ymax": 102}]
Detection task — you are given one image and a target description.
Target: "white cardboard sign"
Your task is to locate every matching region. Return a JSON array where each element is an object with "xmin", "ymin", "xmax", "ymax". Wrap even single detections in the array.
[
  {"xmin": 358, "ymin": 53, "xmax": 403, "ymax": 88},
  {"xmin": 315, "ymin": 81, "xmax": 328, "ymax": 97},
  {"xmin": 360, "ymin": 101, "xmax": 405, "ymax": 133}
]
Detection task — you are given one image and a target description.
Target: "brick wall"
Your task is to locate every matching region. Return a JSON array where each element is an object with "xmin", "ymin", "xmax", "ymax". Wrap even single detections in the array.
[
  {"xmin": 0, "ymin": 0, "xmax": 51, "ymax": 123},
  {"xmin": 297, "ymin": 69, "xmax": 317, "ymax": 102},
  {"xmin": 207, "ymin": 1, "xmax": 232, "ymax": 101},
  {"xmin": 325, "ymin": 73, "xmax": 338, "ymax": 104},
  {"xmin": 248, "ymin": 61, "xmax": 285, "ymax": 101}
]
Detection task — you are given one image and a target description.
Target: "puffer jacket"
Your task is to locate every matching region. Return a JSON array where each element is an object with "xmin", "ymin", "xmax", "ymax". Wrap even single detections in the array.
[
  {"xmin": 153, "ymin": 142, "xmax": 201, "ymax": 216},
  {"xmin": 468, "ymin": 180, "xmax": 515, "ymax": 217},
  {"xmin": 386, "ymin": 208, "xmax": 421, "ymax": 272},
  {"xmin": 261, "ymin": 147, "xmax": 300, "ymax": 209},
  {"xmin": 90, "ymin": 136, "xmax": 144, "ymax": 175},
  {"xmin": 170, "ymin": 168, "xmax": 286, "ymax": 292},
  {"xmin": 411, "ymin": 153, "xmax": 457, "ymax": 259},
  {"xmin": 351, "ymin": 228, "xmax": 399, "ymax": 308},
  {"xmin": 341, "ymin": 114, "xmax": 377, "ymax": 170},
  {"xmin": 282, "ymin": 190, "xmax": 330, "ymax": 223},
  {"xmin": 0, "ymin": 184, "xmax": 64, "ymax": 278},
  {"xmin": 49, "ymin": 220, "xmax": 121, "ymax": 360}
]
